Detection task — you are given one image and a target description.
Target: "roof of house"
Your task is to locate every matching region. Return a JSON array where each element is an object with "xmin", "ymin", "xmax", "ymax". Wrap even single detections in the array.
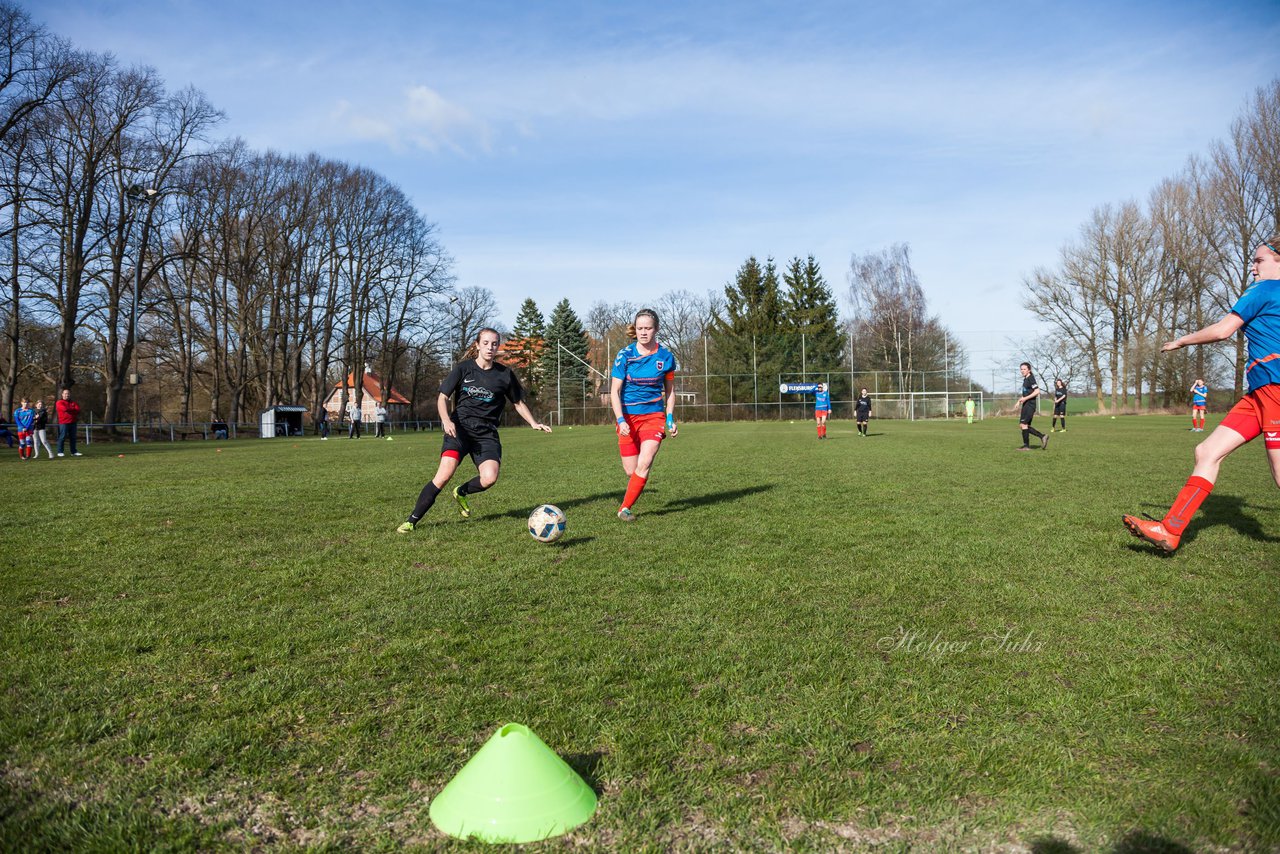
[
  {"xmin": 331, "ymin": 369, "xmax": 410, "ymax": 405},
  {"xmin": 499, "ymin": 336, "xmax": 544, "ymax": 369}
]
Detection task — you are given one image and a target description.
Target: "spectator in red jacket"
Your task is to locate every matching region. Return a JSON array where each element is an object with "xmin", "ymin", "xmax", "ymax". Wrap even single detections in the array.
[{"xmin": 55, "ymin": 388, "xmax": 82, "ymax": 457}]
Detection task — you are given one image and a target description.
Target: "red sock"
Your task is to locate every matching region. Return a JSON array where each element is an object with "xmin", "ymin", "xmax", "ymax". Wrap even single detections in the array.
[
  {"xmin": 621, "ymin": 472, "xmax": 647, "ymax": 510},
  {"xmin": 1162, "ymin": 476, "xmax": 1214, "ymax": 536}
]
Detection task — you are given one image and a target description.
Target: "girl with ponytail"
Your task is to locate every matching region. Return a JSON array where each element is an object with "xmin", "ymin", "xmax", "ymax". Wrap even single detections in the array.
[
  {"xmin": 1125, "ymin": 238, "xmax": 1280, "ymax": 552},
  {"xmin": 609, "ymin": 309, "xmax": 679, "ymax": 521},
  {"xmin": 397, "ymin": 328, "xmax": 551, "ymax": 533}
]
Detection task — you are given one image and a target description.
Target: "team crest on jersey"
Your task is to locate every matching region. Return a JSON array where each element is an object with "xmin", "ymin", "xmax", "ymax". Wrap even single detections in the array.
[{"xmin": 656, "ymin": 360, "xmax": 664, "ymax": 370}]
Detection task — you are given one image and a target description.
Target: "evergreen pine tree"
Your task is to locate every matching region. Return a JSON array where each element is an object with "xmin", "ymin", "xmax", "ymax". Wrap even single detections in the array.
[
  {"xmin": 711, "ymin": 256, "xmax": 788, "ymax": 397},
  {"xmin": 783, "ymin": 255, "xmax": 843, "ymax": 378},
  {"xmin": 539, "ymin": 299, "xmax": 591, "ymax": 408},
  {"xmin": 508, "ymin": 298, "xmax": 546, "ymax": 395}
]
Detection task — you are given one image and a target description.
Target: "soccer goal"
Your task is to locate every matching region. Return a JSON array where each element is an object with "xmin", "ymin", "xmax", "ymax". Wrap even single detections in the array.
[{"xmin": 873, "ymin": 391, "xmax": 985, "ymax": 420}]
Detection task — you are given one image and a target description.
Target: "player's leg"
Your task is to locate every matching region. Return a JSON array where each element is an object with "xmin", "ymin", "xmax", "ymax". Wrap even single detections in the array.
[
  {"xmin": 1265, "ymin": 445, "xmax": 1280, "ymax": 488},
  {"xmin": 618, "ymin": 415, "xmax": 640, "ymax": 477},
  {"xmin": 1124, "ymin": 411, "xmax": 1255, "ymax": 551},
  {"xmin": 621, "ymin": 438, "xmax": 662, "ymax": 516},
  {"xmin": 455, "ymin": 458, "xmax": 500, "ymax": 518},
  {"xmin": 400, "ymin": 447, "xmax": 463, "ymax": 531},
  {"xmin": 1021, "ymin": 403, "xmax": 1046, "ymax": 449}
]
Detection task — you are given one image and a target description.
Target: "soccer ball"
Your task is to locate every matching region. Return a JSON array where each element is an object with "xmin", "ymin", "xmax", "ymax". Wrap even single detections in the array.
[{"xmin": 528, "ymin": 504, "xmax": 566, "ymax": 543}]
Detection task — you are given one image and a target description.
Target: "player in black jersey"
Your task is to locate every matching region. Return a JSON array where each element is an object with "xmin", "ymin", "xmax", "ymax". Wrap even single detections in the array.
[
  {"xmin": 854, "ymin": 388, "xmax": 872, "ymax": 436},
  {"xmin": 1051, "ymin": 378, "xmax": 1068, "ymax": 432},
  {"xmin": 1016, "ymin": 362, "xmax": 1048, "ymax": 450},
  {"xmin": 398, "ymin": 328, "xmax": 551, "ymax": 533}
]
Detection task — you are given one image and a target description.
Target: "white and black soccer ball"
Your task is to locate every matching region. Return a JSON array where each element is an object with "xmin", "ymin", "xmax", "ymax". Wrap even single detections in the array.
[{"xmin": 527, "ymin": 504, "xmax": 566, "ymax": 543}]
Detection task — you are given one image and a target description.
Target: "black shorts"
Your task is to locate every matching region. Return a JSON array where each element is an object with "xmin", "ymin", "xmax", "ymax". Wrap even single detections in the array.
[
  {"xmin": 856, "ymin": 409, "xmax": 870, "ymax": 421},
  {"xmin": 1020, "ymin": 402, "xmax": 1037, "ymax": 424},
  {"xmin": 1053, "ymin": 403, "xmax": 1066, "ymax": 415},
  {"xmin": 442, "ymin": 422, "xmax": 502, "ymax": 466}
]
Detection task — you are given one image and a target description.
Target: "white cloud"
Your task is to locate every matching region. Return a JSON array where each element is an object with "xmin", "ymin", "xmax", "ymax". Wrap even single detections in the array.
[{"xmin": 331, "ymin": 84, "xmax": 491, "ymax": 154}]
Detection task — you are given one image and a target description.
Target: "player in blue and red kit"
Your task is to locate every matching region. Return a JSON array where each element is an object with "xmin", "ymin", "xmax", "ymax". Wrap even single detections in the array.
[
  {"xmin": 1124, "ymin": 238, "xmax": 1280, "ymax": 552},
  {"xmin": 610, "ymin": 308, "xmax": 678, "ymax": 521},
  {"xmin": 814, "ymin": 382, "xmax": 831, "ymax": 439},
  {"xmin": 1189, "ymin": 379, "xmax": 1207, "ymax": 432},
  {"xmin": 13, "ymin": 398, "xmax": 35, "ymax": 459}
]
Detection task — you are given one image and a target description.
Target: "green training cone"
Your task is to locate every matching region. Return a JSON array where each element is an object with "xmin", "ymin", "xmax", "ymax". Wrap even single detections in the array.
[{"xmin": 429, "ymin": 723, "xmax": 597, "ymax": 843}]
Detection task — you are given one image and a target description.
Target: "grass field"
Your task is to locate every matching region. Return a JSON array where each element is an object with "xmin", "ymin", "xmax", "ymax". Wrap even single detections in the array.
[{"xmin": 2, "ymin": 415, "xmax": 1277, "ymax": 851}]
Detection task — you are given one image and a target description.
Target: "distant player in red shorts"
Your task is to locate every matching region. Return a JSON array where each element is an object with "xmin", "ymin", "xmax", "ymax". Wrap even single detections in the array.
[
  {"xmin": 814, "ymin": 382, "xmax": 831, "ymax": 439},
  {"xmin": 1124, "ymin": 238, "xmax": 1280, "ymax": 552},
  {"xmin": 611, "ymin": 308, "xmax": 678, "ymax": 521},
  {"xmin": 1189, "ymin": 379, "xmax": 1208, "ymax": 432}
]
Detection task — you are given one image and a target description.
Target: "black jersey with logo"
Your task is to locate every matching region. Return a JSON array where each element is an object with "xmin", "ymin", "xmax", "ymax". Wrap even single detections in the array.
[
  {"xmin": 440, "ymin": 359, "xmax": 525, "ymax": 430},
  {"xmin": 1022, "ymin": 374, "xmax": 1039, "ymax": 398},
  {"xmin": 855, "ymin": 394, "xmax": 872, "ymax": 414}
]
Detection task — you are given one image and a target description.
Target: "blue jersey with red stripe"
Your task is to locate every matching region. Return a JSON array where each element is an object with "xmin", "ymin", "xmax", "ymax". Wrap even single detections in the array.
[
  {"xmin": 815, "ymin": 388, "xmax": 830, "ymax": 411},
  {"xmin": 612, "ymin": 342, "xmax": 677, "ymax": 415},
  {"xmin": 13, "ymin": 407, "xmax": 34, "ymax": 431},
  {"xmin": 1191, "ymin": 383, "xmax": 1207, "ymax": 406},
  {"xmin": 1231, "ymin": 278, "xmax": 1280, "ymax": 391}
]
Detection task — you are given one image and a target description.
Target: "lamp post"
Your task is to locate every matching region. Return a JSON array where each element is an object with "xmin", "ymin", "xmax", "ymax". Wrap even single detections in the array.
[{"xmin": 126, "ymin": 185, "xmax": 159, "ymax": 437}]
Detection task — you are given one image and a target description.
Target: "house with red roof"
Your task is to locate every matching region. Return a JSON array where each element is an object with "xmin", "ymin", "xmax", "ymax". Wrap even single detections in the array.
[{"xmin": 323, "ymin": 366, "xmax": 411, "ymax": 423}]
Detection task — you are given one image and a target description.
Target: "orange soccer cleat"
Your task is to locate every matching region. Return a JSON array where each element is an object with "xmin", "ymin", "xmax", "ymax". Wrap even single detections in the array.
[{"xmin": 1122, "ymin": 515, "xmax": 1181, "ymax": 552}]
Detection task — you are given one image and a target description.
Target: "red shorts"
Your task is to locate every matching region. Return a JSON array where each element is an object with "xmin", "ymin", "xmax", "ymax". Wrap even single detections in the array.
[
  {"xmin": 1192, "ymin": 405, "xmax": 1205, "ymax": 412},
  {"xmin": 815, "ymin": 409, "xmax": 830, "ymax": 417},
  {"xmin": 1220, "ymin": 384, "xmax": 1280, "ymax": 450},
  {"xmin": 617, "ymin": 412, "xmax": 666, "ymax": 458}
]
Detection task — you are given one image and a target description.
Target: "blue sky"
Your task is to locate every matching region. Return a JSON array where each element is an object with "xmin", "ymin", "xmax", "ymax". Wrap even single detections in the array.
[{"xmin": 34, "ymin": 0, "xmax": 1280, "ymax": 377}]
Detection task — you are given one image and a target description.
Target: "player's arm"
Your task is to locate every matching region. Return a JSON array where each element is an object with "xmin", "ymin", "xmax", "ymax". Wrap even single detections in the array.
[
  {"xmin": 437, "ymin": 392, "xmax": 456, "ymax": 437},
  {"xmin": 1163, "ymin": 314, "xmax": 1244, "ymax": 351},
  {"xmin": 512, "ymin": 399, "xmax": 551, "ymax": 432},
  {"xmin": 610, "ymin": 377, "xmax": 629, "ymax": 436},
  {"xmin": 663, "ymin": 372, "xmax": 678, "ymax": 437}
]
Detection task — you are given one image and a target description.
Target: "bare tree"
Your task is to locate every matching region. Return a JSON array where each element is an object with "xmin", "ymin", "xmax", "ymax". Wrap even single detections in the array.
[{"xmin": 447, "ymin": 286, "xmax": 499, "ymax": 361}]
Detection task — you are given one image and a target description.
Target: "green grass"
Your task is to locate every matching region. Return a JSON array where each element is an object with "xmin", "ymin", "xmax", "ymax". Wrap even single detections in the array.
[{"xmin": 2, "ymin": 416, "xmax": 1277, "ymax": 851}]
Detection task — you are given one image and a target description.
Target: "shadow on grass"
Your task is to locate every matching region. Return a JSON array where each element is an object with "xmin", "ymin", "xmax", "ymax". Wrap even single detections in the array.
[
  {"xmin": 563, "ymin": 751, "xmax": 606, "ymax": 796},
  {"xmin": 647, "ymin": 483, "xmax": 775, "ymax": 516},
  {"xmin": 1193, "ymin": 493, "xmax": 1280, "ymax": 550},
  {"xmin": 493, "ymin": 492, "xmax": 619, "ymax": 521},
  {"xmin": 549, "ymin": 536, "xmax": 596, "ymax": 548},
  {"xmin": 1029, "ymin": 830, "xmax": 1194, "ymax": 853}
]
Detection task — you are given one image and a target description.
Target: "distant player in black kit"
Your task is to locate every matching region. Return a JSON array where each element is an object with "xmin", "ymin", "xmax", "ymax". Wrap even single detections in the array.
[
  {"xmin": 1051, "ymin": 378, "xmax": 1068, "ymax": 432},
  {"xmin": 855, "ymin": 388, "xmax": 872, "ymax": 436},
  {"xmin": 398, "ymin": 328, "xmax": 551, "ymax": 533},
  {"xmin": 1016, "ymin": 362, "xmax": 1048, "ymax": 451}
]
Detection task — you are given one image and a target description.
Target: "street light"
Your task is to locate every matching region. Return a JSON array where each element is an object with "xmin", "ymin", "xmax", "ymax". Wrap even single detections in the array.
[{"xmin": 126, "ymin": 184, "xmax": 161, "ymax": 436}]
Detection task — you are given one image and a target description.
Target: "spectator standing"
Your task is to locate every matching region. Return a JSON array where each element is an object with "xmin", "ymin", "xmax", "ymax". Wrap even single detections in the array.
[
  {"xmin": 33, "ymin": 400, "xmax": 54, "ymax": 458},
  {"xmin": 347, "ymin": 399, "xmax": 362, "ymax": 439},
  {"xmin": 55, "ymin": 388, "xmax": 82, "ymax": 457},
  {"xmin": 375, "ymin": 403, "xmax": 388, "ymax": 438}
]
